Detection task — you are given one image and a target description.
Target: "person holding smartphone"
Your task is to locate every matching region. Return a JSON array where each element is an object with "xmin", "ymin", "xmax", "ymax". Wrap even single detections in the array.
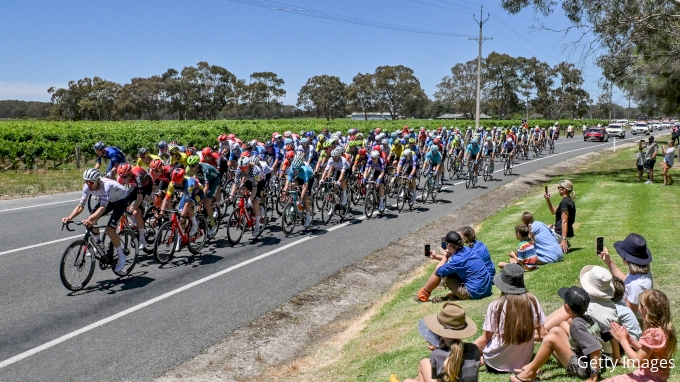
[
  {"xmin": 544, "ymin": 180, "xmax": 576, "ymax": 253},
  {"xmin": 415, "ymin": 231, "xmax": 493, "ymax": 302}
]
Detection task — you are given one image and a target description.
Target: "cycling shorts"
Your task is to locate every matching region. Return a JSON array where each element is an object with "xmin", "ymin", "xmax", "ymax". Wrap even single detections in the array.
[
  {"xmin": 178, "ymin": 190, "xmax": 204, "ymax": 211},
  {"xmin": 125, "ymin": 184, "xmax": 152, "ymax": 204},
  {"xmin": 295, "ymin": 176, "xmax": 314, "ymax": 191},
  {"xmin": 369, "ymin": 169, "xmax": 382, "ymax": 181},
  {"xmin": 332, "ymin": 168, "xmax": 351, "ymax": 181},
  {"xmin": 206, "ymin": 181, "xmax": 219, "ymax": 199},
  {"xmin": 92, "ymin": 199, "xmax": 127, "ymax": 230},
  {"xmin": 484, "ymin": 149, "xmax": 493, "ymax": 156}
]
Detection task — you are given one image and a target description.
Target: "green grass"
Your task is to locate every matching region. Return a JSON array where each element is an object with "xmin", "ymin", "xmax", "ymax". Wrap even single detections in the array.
[
  {"xmin": 0, "ymin": 167, "xmax": 84, "ymax": 199},
  {"xmin": 282, "ymin": 141, "xmax": 680, "ymax": 382}
]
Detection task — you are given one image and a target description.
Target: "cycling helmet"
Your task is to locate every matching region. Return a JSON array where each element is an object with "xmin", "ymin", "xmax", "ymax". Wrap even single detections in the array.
[
  {"xmin": 356, "ymin": 133, "xmax": 364, "ymax": 139},
  {"xmin": 274, "ymin": 133, "xmax": 283, "ymax": 140},
  {"xmin": 291, "ymin": 157, "xmax": 304, "ymax": 169},
  {"xmin": 507, "ymin": 138, "xmax": 513, "ymax": 142},
  {"xmin": 218, "ymin": 134, "xmax": 228, "ymax": 142},
  {"xmin": 323, "ymin": 141, "xmax": 332, "ymax": 148},
  {"xmin": 403, "ymin": 149, "xmax": 413, "ymax": 157},
  {"xmin": 470, "ymin": 138, "xmax": 478, "ymax": 144},
  {"xmin": 83, "ymin": 168, "xmax": 101, "ymax": 182},
  {"xmin": 169, "ymin": 145, "xmax": 180, "ymax": 155},
  {"xmin": 285, "ymin": 151, "xmax": 296, "ymax": 159},
  {"xmin": 171, "ymin": 168, "xmax": 185, "ymax": 183},
  {"xmin": 433, "ymin": 138, "xmax": 441, "ymax": 145},
  {"xmin": 486, "ymin": 136, "xmax": 492, "ymax": 141},
  {"xmin": 230, "ymin": 143, "xmax": 241, "ymax": 151},
  {"xmin": 372, "ymin": 145, "xmax": 381, "ymax": 151},
  {"xmin": 381, "ymin": 138, "xmax": 389, "ymax": 145},
  {"xmin": 93, "ymin": 141, "xmax": 105, "ymax": 151},
  {"xmin": 202, "ymin": 147, "xmax": 213, "ymax": 157},
  {"xmin": 430, "ymin": 145, "xmax": 439, "ymax": 152},
  {"xmin": 317, "ymin": 134, "xmax": 326, "ymax": 142},
  {"xmin": 358, "ymin": 148, "xmax": 367, "ymax": 156},
  {"xmin": 150, "ymin": 159, "xmax": 164, "ymax": 171},
  {"xmin": 241, "ymin": 142, "xmax": 252, "ymax": 151},
  {"xmin": 187, "ymin": 155, "xmax": 200, "ymax": 166},
  {"xmin": 250, "ymin": 156, "xmax": 260, "ymax": 166},
  {"xmin": 370, "ymin": 150, "xmax": 380, "ymax": 159},
  {"xmin": 331, "ymin": 147, "xmax": 343, "ymax": 157},
  {"xmin": 283, "ymin": 131, "xmax": 292, "ymax": 138},
  {"xmin": 118, "ymin": 164, "xmax": 132, "ymax": 177},
  {"xmin": 138, "ymin": 147, "xmax": 149, "ymax": 156},
  {"xmin": 265, "ymin": 141, "xmax": 273, "ymax": 147},
  {"xmin": 185, "ymin": 147, "xmax": 197, "ymax": 156},
  {"xmin": 375, "ymin": 128, "xmax": 382, "ymax": 134},
  {"xmin": 391, "ymin": 132, "xmax": 398, "ymax": 139},
  {"xmin": 237, "ymin": 156, "xmax": 251, "ymax": 168},
  {"xmin": 249, "ymin": 139, "xmax": 258, "ymax": 147},
  {"xmin": 300, "ymin": 137, "xmax": 309, "ymax": 144},
  {"xmin": 158, "ymin": 141, "xmax": 168, "ymax": 150},
  {"xmin": 226, "ymin": 133, "xmax": 236, "ymax": 140},
  {"xmin": 284, "ymin": 138, "xmax": 293, "ymax": 146},
  {"xmin": 409, "ymin": 137, "xmax": 416, "ymax": 144}
]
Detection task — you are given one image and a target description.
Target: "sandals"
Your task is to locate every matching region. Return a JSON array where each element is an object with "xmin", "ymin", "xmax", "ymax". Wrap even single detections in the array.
[
  {"xmin": 510, "ymin": 372, "xmax": 538, "ymax": 382},
  {"xmin": 431, "ymin": 293, "xmax": 458, "ymax": 303}
]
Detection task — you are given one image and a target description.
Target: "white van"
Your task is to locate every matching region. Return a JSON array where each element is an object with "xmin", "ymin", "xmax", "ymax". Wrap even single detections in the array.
[{"xmin": 616, "ymin": 119, "xmax": 629, "ymax": 125}]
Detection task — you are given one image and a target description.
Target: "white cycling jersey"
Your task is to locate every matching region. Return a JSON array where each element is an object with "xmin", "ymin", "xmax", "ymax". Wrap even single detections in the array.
[
  {"xmin": 79, "ymin": 178, "xmax": 128, "ymax": 207},
  {"xmin": 325, "ymin": 157, "xmax": 351, "ymax": 171}
]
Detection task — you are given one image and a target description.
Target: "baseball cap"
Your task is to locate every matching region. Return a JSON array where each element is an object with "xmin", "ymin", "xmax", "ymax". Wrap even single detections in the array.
[
  {"xmin": 441, "ymin": 231, "xmax": 463, "ymax": 246},
  {"xmin": 557, "ymin": 286, "xmax": 590, "ymax": 316}
]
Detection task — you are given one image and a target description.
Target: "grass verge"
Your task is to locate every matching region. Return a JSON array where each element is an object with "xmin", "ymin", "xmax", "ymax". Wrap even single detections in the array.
[
  {"xmin": 0, "ymin": 167, "xmax": 83, "ymax": 199},
  {"xmin": 278, "ymin": 140, "xmax": 680, "ymax": 381}
]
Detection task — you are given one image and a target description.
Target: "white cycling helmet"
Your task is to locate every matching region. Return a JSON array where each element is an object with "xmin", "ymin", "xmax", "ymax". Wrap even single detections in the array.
[
  {"xmin": 403, "ymin": 149, "xmax": 413, "ymax": 157},
  {"xmin": 381, "ymin": 138, "xmax": 389, "ymax": 145},
  {"xmin": 331, "ymin": 147, "xmax": 344, "ymax": 157},
  {"xmin": 507, "ymin": 138, "xmax": 513, "ymax": 142},
  {"xmin": 238, "ymin": 156, "xmax": 251, "ymax": 167},
  {"xmin": 370, "ymin": 150, "xmax": 380, "ymax": 159},
  {"xmin": 250, "ymin": 155, "xmax": 260, "ymax": 166},
  {"xmin": 83, "ymin": 168, "xmax": 101, "ymax": 182}
]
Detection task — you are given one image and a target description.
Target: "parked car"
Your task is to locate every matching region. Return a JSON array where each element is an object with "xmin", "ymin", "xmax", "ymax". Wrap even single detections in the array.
[
  {"xmin": 605, "ymin": 124, "xmax": 625, "ymax": 138},
  {"xmin": 661, "ymin": 121, "xmax": 671, "ymax": 129},
  {"xmin": 632, "ymin": 122, "xmax": 650, "ymax": 135},
  {"xmin": 584, "ymin": 127, "xmax": 609, "ymax": 142},
  {"xmin": 651, "ymin": 121, "xmax": 662, "ymax": 131}
]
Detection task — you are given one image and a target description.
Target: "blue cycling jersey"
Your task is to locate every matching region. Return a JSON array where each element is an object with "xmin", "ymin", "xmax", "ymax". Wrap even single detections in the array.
[
  {"xmin": 287, "ymin": 165, "xmax": 314, "ymax": 183},
  {"xmin": 97, "ymin": 147, "xmax": 126, "ymax": 173},
  {"xmin": 399, "ymin": 155, "xmax": 418, "ymax": 167},
  {"xmin": 366, "ymin": 157, "xmax": 385, "ymax": 171},
  {"xmin": 425, "ymin": 150, "xmax": 442, "ymax": 164},
  {"xmin": 466, "ymin": 144, "xmax": 480, "ymax": 156}
]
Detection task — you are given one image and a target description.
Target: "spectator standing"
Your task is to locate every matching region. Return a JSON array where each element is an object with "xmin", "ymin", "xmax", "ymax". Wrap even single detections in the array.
[
  {"xmin": 416, "ymin": 231, "xmax": 493, "ymax": 302},
  {"xmin": 404, "ymin": 302, "xmax": 480, "ymax": 382},
  {"xmin": 459, "ymin": 226, "xmax": 495, "ymax": 277},
  {"xmin": 662, "ymin": 140, "xmax": 674, "ymax": 185},
  {"xmin": 474, "ymin": 264, "xmax": 547, "ymax": 374},
  {"xmin": 644, "ymin": 136, "xmax": 658, "ymax": 184},
  {"xmin": 636, "ymin": 140, "xmax": 645, "ymax": 182},
  {"xmin": 521, "ymin": 212, "xmax": 563, "ymax": 264},
  {"xmin": 544, "ymin": 180, "xmax": 576, "ymax": 253}
]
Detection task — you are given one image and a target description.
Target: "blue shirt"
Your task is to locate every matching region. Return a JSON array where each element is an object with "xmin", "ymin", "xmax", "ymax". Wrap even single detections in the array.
[
  {"xmin": 466, "ymin": 143, "xmax": 480, "ymax": 156},
  {"xmin": 424, "ymin": 150, "xmax": 442, "ymax": 164},
  {"xmin": 435, "ymin": 246, "xmax": 493, "ymax": 299},
  {"xmin": 97, "ymin": 147, "xmax": 126, "ymax": 173},
  {"xmin": 470, "ymin": 241, "xmax": 495, "ymax": 278},
  {"xmin": 531, "ymin": 221, "xmax": 563, "ymax": 264},
  {"xmin": 287, "ymin": 165, "xmax": 314, "ymax": 183}
]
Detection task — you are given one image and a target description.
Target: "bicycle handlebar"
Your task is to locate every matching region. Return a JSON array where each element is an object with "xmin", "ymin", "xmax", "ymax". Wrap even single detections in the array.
[{"xmin": 61, "ymin": 221, "xmax": 108, "ymax": 232}]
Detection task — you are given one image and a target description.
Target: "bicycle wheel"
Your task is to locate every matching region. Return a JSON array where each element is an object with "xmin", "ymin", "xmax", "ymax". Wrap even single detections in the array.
[
  {"xmin": 364, "ymin": 189, "xmax": 376, "ymax": 218},
  {"xmin": 263, "ymin": 196, "xmax": 275, "ymax": 226},
  {"xmin": 275, "ymin": 192, "xmax": 286, "ymax": 216},
  {"xmin": 142, "ymin": 211, "xmax": 160, "ymax": 254},
  {"xmin": 447, "ymin": 157, "xmax": 454, "ymax": 179},
  {"xmin": 314, "ymin": 185, "xmax": 326, "ymax": 210},
  {"xmin": 503, "ymin": 160, "xmax": 509, "ymax": 176},
  {"xmin": 281, "ymin": 201, "xmax": 297, "ymax": 235},
  {"xmin": 226, "ymin": 209, "xmax": 247, "ymax": 245},
  {"xmin": 421, "ymin": 178, "xmax": 430, "ymax": 202},
  {"xmin": 113, "ymin": 229, "xmax": 138, "ymax": 276},
  {"xmin": 321, "ymin": 194, "xmax": 335, "ymax": 225},
  {"xmin": 483, "ymin": 164, "xmax": 489, "ymax": 181},
  {"xmin": 351, "ymin": 181, "xmax": 362, "ymax": 205},
  {"xmin": 154, "ymin": 221, "xmax": 176, "ymax": 264},
  {"xmin": 465, "ymin": 170, "xmax": 472, "ymax": 189},
  {"xmin": 397, "ymin": 184, "xmax": 407, "ymax": 212},
  {"xmin": 188, "ymin": 215, "xmax": 208, "ymax": 255},
  {"xmin": 507, "ymin": 160, "xmax": 513, "ymax": 175},
  {"xmin": 60, "ymin": 239, "xmax": 95, "ymax": 291},
  {"xmin": 430, "ymin": 178, "xmax": 438, "ymax": 202},
  {"xmin": 206, "ymin": 206, "xmax": 222, "ymax": 241}
]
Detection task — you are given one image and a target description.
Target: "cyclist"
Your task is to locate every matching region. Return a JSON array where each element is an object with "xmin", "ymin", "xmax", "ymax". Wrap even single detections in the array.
[
  {"xmin": 363, "ymin": 150, "xmax": 387, "ymax": 212},
  {"xmin": 284, "ymin": 157, "xmax": 314, "ymax": 228},
  {"xmin": 94, "ymin": 142, "xmax": 126, "ymax": 179},
  {"xmin": 169, "ymin": 145, "xmax": 187, "ymax": 168},
  {"xmin": 389, "ymin": 139, "xmax": 404, "ymax": 167},
  {"xmin": 465, "ymin": 138, "xmax": 482, "ymax": 178},
  {"xmin": 157, "ymin": 141, "xmax": 171, "ymax": 164},
  {"xmin": 423, "ymin": 144, "xmax": 444, "ymax": 189},
  {"xmin": 61, "ymin": 168, "xmax": 129, "ymax": 272},
  {"xmin": 352, "ymin": 147, "xmax": 369, "ymax": 174},
  {"xmin": 501, "ymin": 137, "xmax": 516, "ymax": 169},
  {"xmin": 149, "ymin": 159, "xmax": 173, "ymax": 192},
  {"xmin": 136, "ymin": 147, "xmax": 160, "ymax": 170},
  {"xmin": 158, "ymin": 168, "xmax": 204, "ymax": 242},
  {"xmin": 322, "ymin": 146, "xmax": 351, "ymax": 208},
  {"xmin": 117, "ymin": 164, "xmax": 152, "ymax": 249},
  {"xmin": 300, "ymin": 138, "xmax": 319, "ymax": 168},
  {"xmin": 396, "ymin": 149, "xmax": 419, "ymax": 204},
  {"xmin": 228, "ymin": 142, "xmax": 243, "ymax": 170},
  {"xmin": 201, "ymin": 147, "xmax": 229, "ymax": 185},
  {"xmin": 186, "ymin": 155, "xmax": 220, "ymax": 235},
  {"xmin": 482, "ymin": 136, "xmax": 495, "ymax": 173},
  {"xmin": 229, "ymin": 156, "xmax": 263, "ymax": 236}
]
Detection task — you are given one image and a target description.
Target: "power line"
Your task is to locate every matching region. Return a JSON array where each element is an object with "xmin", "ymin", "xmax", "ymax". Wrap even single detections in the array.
[
  {"xmin": 226, "ymin": 0, "xmax": 476, "ymax": 38},
  {"xmin": 487, "ymin": 13, "xmax": 562, "ymax": 62},
  {"xmin": 406, "ymin": 0, "xmax": 474, "ymax": 15}
]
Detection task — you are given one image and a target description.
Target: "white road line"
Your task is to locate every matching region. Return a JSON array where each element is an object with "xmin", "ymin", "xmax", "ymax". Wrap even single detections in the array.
[
  {"xmin": 0, "ymin": 235, "xmax": 314, "ymax": 370},
  {"xmin": 0, "ymin": 199, "xmax": 79, "ymax": 213},
  {"xmin": 0, "ymin": 236, "xmax": 80, "ymax": 257}
]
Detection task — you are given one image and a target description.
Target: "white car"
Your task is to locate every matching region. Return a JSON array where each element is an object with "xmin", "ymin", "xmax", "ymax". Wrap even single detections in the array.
[
  {"xmin": 661, "ymin": 121, "xmax": 671, "ymax": 129},
  {"xmin": 651, "ymin": 122, "xmax": 662, "ymax": 131},
  {"xmin": 632, "ymin": 123, "xmax": 650, "ymax": 135},
  {"xmin": 605, "ymin": 124, "xmax": 625, "ymax": 138}
]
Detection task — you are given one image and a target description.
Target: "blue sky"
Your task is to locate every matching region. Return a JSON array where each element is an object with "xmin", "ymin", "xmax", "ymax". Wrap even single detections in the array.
[{"xmin": 0, "ymin": 0, "xmax": 627, "ymax": 105}]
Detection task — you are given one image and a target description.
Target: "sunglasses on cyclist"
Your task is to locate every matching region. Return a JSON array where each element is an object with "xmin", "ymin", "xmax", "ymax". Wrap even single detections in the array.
[{"xmin": 85, "ymin": 180, "xmax": 97, "ymax": 186}]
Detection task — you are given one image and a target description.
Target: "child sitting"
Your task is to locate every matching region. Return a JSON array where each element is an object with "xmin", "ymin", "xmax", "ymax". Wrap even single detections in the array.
[
  {"xmin": 611, "ymin": 277, "xmax": 642, "ymax": 342},
  {"xmin": 498, "ymin": 224, "xmax": 537, "ymax": 271},
  {"xmin": 512, "ymin": 286, "xmax": 611, "ymax": 382}
]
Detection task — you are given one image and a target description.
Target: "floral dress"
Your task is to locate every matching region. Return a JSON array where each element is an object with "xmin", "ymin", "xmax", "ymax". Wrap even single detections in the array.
[{"xmin": 603, "ymin": 327, "xmax": 671, "ymax": 382}]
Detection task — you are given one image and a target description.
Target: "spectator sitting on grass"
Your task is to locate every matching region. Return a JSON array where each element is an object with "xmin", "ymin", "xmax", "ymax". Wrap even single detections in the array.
[
  {"xmin": 473, "ymin": 264, "xmax": 547, "ymax": 374},
  {"xmin": 603, "ymin": 289, "xmax": 677, "ymax": 382},
  {"xmin": 611, "ymin": 276, "xmax": 642, "ymax": 343},
  {"xmin": 498, "ymin": 224, "xmax": 538, "ymax": 271},
  {"xmin": 520, "ymin": 212, "xmax": 563, "ymax": 264},
  {"xmin": 599, "ymin": 233, "xmax": 653, "ymax": 319},
  {"xmin": 416, "ymin": 231, "xmax": 493, "ymax": 302},
  {"xmin": 511, "ymin": 286, "xmax": 610, "ymax": 382},
  {"xmin": 401, "ymin": 302, "xmax": 480, "ymax": 382},
  {"xmin": 544, "ymin": 266, "xmax": 619, "ymax": 357},
  {"xmin": 459, "ymin": 226, "xmax": 495, "ymax": 277},
  {"xmin": 544, "ymin": 179, "xmax": 575, "ymax": 253}
]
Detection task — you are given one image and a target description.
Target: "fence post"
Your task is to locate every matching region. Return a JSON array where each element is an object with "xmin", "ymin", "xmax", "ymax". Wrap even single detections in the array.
[
  {"xmin": 613, "ymin": 137, "xmax": 616, "ymax": 152},
  {"xmin": 75, "ymin": 147, "xmax": 81, "ymax": 169}
]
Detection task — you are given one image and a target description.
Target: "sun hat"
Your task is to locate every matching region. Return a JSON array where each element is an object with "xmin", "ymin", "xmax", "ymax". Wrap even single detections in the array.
[
  {"xmin": 557, "ymin": 286, "xmax": 590, "ymax": 316},
  {"xmin": 613, "ymin": 233, "xmax": 652, "ymax": 265},
  {"xmin": 579, "ymin": 265, "xmax": 614, "ymax": 298},
  {"xmin": 493, "ymin": 264, "xmax": 527, "ymax": 295},
  {"xmin": 423, "ymin": 302, "xmax": 477, "ymax": 339}
]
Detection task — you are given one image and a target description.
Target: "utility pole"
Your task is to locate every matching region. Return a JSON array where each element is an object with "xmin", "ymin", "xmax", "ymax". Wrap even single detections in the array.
[{"xmin": 470, "ymin": 6, "xmax": 492, "ymax": 128}]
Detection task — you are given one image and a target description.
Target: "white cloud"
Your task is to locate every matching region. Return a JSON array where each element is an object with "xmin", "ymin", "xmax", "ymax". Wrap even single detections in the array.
[{"xmin": 0, "ymin": 82, "xmax": 64, "ymax": 102}]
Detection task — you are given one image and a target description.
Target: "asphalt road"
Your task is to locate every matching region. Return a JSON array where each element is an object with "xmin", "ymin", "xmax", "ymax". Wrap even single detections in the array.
[{"xmin": 0, "ymin": 131, "xmax": 664, "ymax": 381}]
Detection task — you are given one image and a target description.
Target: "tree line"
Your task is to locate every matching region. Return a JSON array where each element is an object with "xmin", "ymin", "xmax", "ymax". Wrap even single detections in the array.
[
  {"xmin": 43, "ymin": 54, "xmax": 594, "ymax": 121},
  {"xmin": 0, "ymin": 100, "xmax": 51, "ymax": 119}
]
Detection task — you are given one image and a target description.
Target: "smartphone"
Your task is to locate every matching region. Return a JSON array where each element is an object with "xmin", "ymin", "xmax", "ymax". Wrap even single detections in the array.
[
  {"xmin": 596, "ymin": 237, "xmax": 604, "ymax": 255},
  {"xmin": 424, "ymin": 244, "xmax": 431, "ymax": 257},
  {"xmin": 545, "ymin": 186, "xmax": 548, "ymax": 194}
]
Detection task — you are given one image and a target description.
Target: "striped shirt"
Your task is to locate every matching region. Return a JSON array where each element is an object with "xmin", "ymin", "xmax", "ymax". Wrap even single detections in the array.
[{"xmin": 517, "ymin": 240, "xmax": 538, "ymax": 271}]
